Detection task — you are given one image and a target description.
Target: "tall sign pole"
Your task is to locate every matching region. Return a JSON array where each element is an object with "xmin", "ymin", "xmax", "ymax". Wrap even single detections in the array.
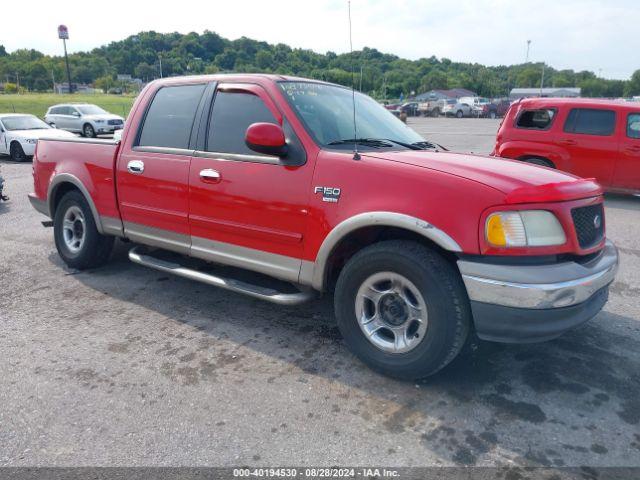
[{"xmin": 58, "ymin": 25, "xmax": 72, "ymax": 93}]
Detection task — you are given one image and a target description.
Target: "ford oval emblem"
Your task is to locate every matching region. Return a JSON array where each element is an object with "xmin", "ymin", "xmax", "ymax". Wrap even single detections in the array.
[{"xmin": 593, "ymin": 214, "xmax": 602, "ymax": 229}]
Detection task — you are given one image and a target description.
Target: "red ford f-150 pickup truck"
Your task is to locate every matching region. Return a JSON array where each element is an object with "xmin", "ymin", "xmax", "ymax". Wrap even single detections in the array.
[{"xmin": 29, "ymin": 74, "xmax": 618, "ymax": 380}]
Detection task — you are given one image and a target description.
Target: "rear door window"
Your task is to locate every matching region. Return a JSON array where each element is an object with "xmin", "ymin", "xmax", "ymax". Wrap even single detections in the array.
[
  {"xmin": 206, "ymin": 91, "xmax": 277, "ymax": 155},
  {"xmin": 516, "ymin": 108, "xmax": 556, "ymax": 130},
  {"xmin": 138, "ymin": 84, "xmax": 206, "ymax": 149},
  {"xmin": 627, "ymin": 113, "xmax": 640, "ymax": 139},
  {"xmin": 563, "ymin": 108, "xmax": 616, "ymax": 136}
]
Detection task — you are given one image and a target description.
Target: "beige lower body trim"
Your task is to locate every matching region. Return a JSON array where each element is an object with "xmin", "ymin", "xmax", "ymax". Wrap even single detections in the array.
[
  {"xmin": 123, "ymin": 222, "xmax": 191, "ymax": 256},
  {"xmin": 121, "ymin": 221, "xmax": 304, "ymax": 284},
  {"xmin": 101, "ymin": 216, "xmax": 124, "ymax": 237}
]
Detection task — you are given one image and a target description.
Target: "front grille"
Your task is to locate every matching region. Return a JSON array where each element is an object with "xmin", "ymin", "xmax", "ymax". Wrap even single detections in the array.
[
  {"xmin": 571, "ymin": 204, "xmax": 604, "ymax": 249},
  {"xmin": 108, "ymin": 119, "xmax": 123, "ymax": 125}
]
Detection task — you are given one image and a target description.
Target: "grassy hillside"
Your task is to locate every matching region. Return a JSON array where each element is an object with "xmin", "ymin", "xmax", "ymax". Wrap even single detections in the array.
[{"xmin": 0, "ymin": 93, "xmax": 136, "ymax": 119}]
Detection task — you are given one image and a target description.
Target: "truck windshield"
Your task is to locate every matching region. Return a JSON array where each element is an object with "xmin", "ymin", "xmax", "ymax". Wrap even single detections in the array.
[
  {"xmin": 2, "ymin": 116, "xmax": 50, "ymax": 131},
  {"xmin": 77, "ymin": 105, "xmax": 108, "ymax": 115},
  {"xmin": 280, "ymin": 82, "xmax": 424, "ymax": 148}
]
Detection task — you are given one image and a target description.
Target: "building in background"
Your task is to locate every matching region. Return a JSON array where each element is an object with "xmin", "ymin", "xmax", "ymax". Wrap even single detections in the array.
[
  {"xmin": 54, "ymin": 83, "xmax": 98, "ymax": 94},
  {"xmin": 509, "ymin": 87, "xmax": 581, "ymax": 100}
]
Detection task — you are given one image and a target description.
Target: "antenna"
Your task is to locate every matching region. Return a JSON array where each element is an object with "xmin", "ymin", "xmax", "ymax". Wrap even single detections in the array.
[{"xmin": 348, "ymin": 1, "xmax": 360, "ymax": 160}]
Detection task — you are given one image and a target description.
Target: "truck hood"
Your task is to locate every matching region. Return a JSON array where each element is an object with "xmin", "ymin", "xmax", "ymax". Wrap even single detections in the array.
[
  {"xmin": 364, "ymin": 150, "xmax": 602, "ymax": 203},
  {"xmin": 9, "ymin": 128, "xmax": 76, "ymax": 140}
]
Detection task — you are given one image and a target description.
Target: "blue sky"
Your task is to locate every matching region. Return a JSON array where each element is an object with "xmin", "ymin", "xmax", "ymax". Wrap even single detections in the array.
[{"xmin": 3, "ymin": 0, "xmax": 638, "ymax": 79}]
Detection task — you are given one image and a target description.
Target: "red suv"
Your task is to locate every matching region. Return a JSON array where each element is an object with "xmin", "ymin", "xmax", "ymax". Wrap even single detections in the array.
[{"xmin": 493, "ymin": 98, "xmax": 640, "ymax": 194}]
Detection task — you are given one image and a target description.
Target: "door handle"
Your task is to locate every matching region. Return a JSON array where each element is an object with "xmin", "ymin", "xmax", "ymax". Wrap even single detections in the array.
[
  {"xmin": 127, "ymin": 160, "xmax": 145, "ymax": 174},
  {"xmin": 200, "ymin": 169, "xmax": 221, "ymax": 183},
  {"xmin": 559, "ymin": 139, "xmax": 577, "ymax": 146}
]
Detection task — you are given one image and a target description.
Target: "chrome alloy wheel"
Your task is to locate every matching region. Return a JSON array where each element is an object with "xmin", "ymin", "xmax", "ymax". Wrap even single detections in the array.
[
  {"xmin": 355, "ymin": 272, "xmax": 429, "ymax": 354},
  {"xmin": 62, "ymin": 205, "xmax": 86, "ymax": 253}
]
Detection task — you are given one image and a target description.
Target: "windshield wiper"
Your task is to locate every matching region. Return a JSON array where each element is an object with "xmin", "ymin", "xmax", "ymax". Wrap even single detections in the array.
[
  {"xmin": 411, "ymin": 141, "xmax": 448, "ymax": 151},
  {"xmin": 327, "ymin": 138, "xmax": 394, "ymax": 148}
]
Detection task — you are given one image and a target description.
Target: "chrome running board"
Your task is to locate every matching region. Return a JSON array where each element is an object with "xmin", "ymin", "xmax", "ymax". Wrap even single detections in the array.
[{"xmin": 128, "ymin": 246, "xmax": 315, "ymax": 306}]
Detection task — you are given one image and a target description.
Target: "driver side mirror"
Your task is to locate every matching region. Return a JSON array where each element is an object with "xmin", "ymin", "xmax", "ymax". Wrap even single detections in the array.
[
  {"xmin": 245, "ymin": 122, "xmax": 288, "ymax": 157},
  {"xmin": 72, "ymin": 111, "xmax": 81, "ymax": 117}
]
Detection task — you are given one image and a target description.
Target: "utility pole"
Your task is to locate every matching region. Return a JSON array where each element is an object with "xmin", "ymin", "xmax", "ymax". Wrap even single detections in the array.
[
  {"xmin": 526, "ymin": 40, "xmax": 531, "ymax": 63},
  {"xmin": 51, "ymin": 70, "xmax": 56, "ymax": 93},
  {"xmin": 158, "ymin": 53, "xmax": 163, "ymax": 78},
  {"xmin": 540, "ymin": 64, "xmax": 545, "ymax": 95},
  {"xmin": 58, "ymin": 25, "xmax": 72, "ymax": 93},
  {"xmin": 359, "ymin": 66, "xmax": 363, "ymax": 91}
]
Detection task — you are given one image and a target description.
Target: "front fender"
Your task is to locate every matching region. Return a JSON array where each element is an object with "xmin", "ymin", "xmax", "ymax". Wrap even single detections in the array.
[{"xmin": 301, "ymin": 211, "xmax": 462, "ymax": 291}]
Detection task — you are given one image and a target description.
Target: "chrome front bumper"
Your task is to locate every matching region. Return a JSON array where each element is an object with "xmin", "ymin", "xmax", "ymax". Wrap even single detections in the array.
[
  {"xmin": 458, "ymin": 240, "xmax": 618, "ymax": 309},
  {"xmin": 457, "ymin": 240, "xmax": 618, "ymax": 342}
]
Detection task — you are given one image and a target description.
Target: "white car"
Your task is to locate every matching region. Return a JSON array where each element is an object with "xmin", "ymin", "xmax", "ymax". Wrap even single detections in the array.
[
  {"xmin": 44, "ymin": 104, "xmax": 124, "ymax": 138},
  {"xmin": 0, "ymin": 114, "xmax": 75, "ymax": 162}
]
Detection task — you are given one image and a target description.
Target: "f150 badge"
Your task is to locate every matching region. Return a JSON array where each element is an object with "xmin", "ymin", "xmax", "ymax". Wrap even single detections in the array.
[{"xmin": 314, "ymin": 186, "xmax": 341, "ymax": 203}]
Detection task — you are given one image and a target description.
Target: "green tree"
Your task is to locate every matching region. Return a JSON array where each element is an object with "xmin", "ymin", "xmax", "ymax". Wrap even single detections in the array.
[{"xmin": 624, "ymin": 70, "xmax": 640, "ymax": 97}]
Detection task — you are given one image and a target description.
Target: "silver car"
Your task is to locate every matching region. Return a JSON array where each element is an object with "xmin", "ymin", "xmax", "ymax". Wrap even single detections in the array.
[
  {"xmin": 44, "ymin": 104, "xmax": 124, "ymax": 138},
  {"xmin": 442, "ymin": 100, "xmax": 473, "ymax": 118}
]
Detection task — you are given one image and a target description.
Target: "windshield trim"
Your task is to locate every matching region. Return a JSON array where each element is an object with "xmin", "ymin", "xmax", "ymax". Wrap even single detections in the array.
[{"xmin": 277, "ymin": 80, "xmax": 420, "ymax": 153}]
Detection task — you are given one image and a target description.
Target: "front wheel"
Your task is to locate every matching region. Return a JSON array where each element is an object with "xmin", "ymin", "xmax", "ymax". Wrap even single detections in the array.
[
  {"xmin": 9, "ymin": 142, "xmax": 27, "ymax": 162},
  {"xmin": 456, "ymin": 110, "xmax": 463, "ymax": 118},
  {"xmin": 54, "ymin": 191, "xmax": 114, "ymax": 270},
  {"xmin": 83, "ymin": 123, "xmax": 96, "ymax": 138},
  {"xmin": 334, "ymin": 240, "xmax": 471, "ymax": 380}
]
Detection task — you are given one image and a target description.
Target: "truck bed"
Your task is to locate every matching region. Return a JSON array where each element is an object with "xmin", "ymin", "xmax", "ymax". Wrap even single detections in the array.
[{"xmin": 33, "ymin": 136, "xmax": 122, "ymax": 221}]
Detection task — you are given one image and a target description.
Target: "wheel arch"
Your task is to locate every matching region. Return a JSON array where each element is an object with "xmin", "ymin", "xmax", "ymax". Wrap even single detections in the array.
[
  {"xmin": 303, "ymin": 212, "xmax": 462, "ymax": 291},
  {"xmin": 48, "ymin": 174, "xmax": 104, "ymax": 234}
]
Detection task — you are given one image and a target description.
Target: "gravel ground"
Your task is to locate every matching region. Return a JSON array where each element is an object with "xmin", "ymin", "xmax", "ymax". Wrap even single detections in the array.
[{"xmin": 0, "ymin": 117, "xmax": 639, "ymax": 468}]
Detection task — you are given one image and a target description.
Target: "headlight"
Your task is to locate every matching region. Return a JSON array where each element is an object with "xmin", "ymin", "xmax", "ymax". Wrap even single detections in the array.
[
  {"xmin": 486, "ymin": 210, "xmax": 566, "ymax": 247},
  {"xmin": 25, "ymin": 139, "xmax": 37, "ymax": 144}
]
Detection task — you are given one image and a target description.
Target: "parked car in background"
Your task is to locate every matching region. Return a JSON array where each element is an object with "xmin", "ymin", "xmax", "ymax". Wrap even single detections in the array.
[
  {"xmin": 493, "ymin": 98, "xmax": 640, "ymax": 194},
  {"xmin": 443, "ymin": 100, "xmax": 472, "ymax": 118},
  {"xmin": 44, "ymin": 104, "xmax": 125, "ymax": 138},
  {"xmin": 399, "ymin": 102, "xmax": 420, "ymax": 117},
  {"xmin": 0, "ymin": 114, "xmax": 75, "ymax": 162},
  {"xmin": 482, "ymin": 99, "xmax": 511, "ymax": 119},
  {"xmin": 29, "ymin": 74, "xmax": 618, "ymax": 380},
  {"xmin": 418, "ymin": 99, "xmax": 449, "ymax": 117}
]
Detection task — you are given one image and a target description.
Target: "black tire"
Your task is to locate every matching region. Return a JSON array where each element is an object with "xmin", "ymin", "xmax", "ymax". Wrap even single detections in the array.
[
  {"xmin": 54, "ymin": 190, "xmax": 114, "ymax": 270},
  {"xmin": 522, "ymin": 156, "xmax": 555, "ymax": 168},
  {"xmin": 431, "ymin": 109, "xmax": 439, "ymax": 117},
  {"xmin": 83, "ymin": 123, "xmax": 96, "ymax": 138},
  {"xmin": 9, "ymin": 142, "xmax": 27, "ymax": 162},
  {"xmin": 456, "ymin": 110, "xmax": 463, "ymax": 118},
  {"xmin": 334, "ymin": 240, "xmax": 471, "ymax": 380}
]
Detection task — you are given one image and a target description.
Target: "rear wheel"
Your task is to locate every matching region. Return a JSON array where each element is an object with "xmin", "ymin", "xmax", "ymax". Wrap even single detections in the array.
[
  {"xmin": 522, "ymin": 156, "xmax": 555, "ymax": 168},
  {"xmin": 54, "ymin": 191, "xmax": 114, "ymax": 270},
  {"xmin": 334, "ymin": 240, "xmax": 471, "ymax": 380},
  {"xmin": 9, "ymin": 142, "xmax": 27, "ymax": 162},
  {"xmin": 83, "ymin": 123, "xmax": 96, "ymax": 138}
]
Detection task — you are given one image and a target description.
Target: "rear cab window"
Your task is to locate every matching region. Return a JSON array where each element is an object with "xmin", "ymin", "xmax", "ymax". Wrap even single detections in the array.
[
  {"xmin": 137, "ymin": 84, "xmax": 206, "ymax": 149},
  {"xmin": 516, "ymin": 108, "xmax": 557, "ymax": 130},
  {"xmin": 627, "ymin": 113, "xmax": 640, "ymax": 139},
  {"xmin": 563, "ymin": 108, "xmax": 616, "ymax": 136}
]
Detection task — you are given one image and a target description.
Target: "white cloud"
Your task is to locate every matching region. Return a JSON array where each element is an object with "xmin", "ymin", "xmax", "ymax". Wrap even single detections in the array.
[{"xmin": 3, "ymin": 0, "xmax": 638, "ymax": 79}]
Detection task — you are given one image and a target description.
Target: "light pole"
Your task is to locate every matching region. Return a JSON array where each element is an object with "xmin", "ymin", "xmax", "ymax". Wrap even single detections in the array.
[
  {"xmin": 526, "ymin": 40, "xmax": 531, "ymax": 63},
  {"xmin": 158, "ymin": 53, "xmax": 163, "ymax": 78},
  {"xmin": 58, "ymin": 25, "xmax": 72, "ymax": 93}
]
